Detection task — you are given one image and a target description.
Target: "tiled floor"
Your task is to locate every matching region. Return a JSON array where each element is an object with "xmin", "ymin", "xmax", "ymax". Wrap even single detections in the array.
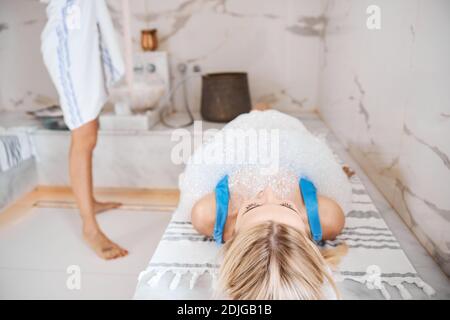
[{"xmin": 0, "ymin": 207, "xmax": 172, "ymax": 299}]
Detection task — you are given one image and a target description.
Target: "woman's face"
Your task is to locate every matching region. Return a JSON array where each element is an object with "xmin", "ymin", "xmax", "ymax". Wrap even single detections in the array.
[{"xmin": 234, "ymin": 186, "xmax": 309, "ymax": 235}]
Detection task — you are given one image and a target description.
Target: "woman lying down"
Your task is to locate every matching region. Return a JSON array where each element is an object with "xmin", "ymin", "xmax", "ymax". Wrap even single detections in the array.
[{"xmin": 180, "ymin": 110, "xmax": 354, "ymax": 299}]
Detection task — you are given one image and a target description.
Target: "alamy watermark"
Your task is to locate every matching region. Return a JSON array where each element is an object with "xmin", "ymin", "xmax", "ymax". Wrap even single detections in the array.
[
  {"xmin": 66, "ymin": 264, "xmax": 81, "ymax": 290},
  {"xmin": 170, "ymin": 121, "xmax": 280, "ymax": 175},
  {"xmin": 366, "ymin": 5, "xmax": 381, "ymax": 30},
  {"xmin": 365, "ymin": 264, "xmax": 382, "ymax": 290}
]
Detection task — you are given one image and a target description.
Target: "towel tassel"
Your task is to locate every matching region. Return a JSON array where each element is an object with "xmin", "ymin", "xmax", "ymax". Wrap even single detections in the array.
[
  {"xmin": 169, "ymin": 272, "xmax": 183, "ymax": 290},
  {"xmin": 364, "ymin": 273, "xmax": 390, "ymax": 299},
  {"xmin": 147, "ymin": 270, "xmax": 166, "ymax": 288},
  {"xmin": 189, "ymin": 272, "xmax": 200, "ymax": 290},
  {"xmin": 396, "ymin": 283, "xmax": 412, "ymax": 300},
  {"xmin": 379, "ymin": 284, "xmax": 391, "ymax": 300},
  {"xmin": 137, "ymin": 270, "xmax": 150, "ymax": 282},
  {"xmin": 415, "ymin": 279, "xmax": 436, "ymax": 297}
]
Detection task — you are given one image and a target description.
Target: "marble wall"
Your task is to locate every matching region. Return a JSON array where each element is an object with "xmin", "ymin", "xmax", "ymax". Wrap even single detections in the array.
[
  {"xmin": 0, "ymin": 0, "xmax": 326, "ymax": 113},
  {"xmin": 318, "ymin": 0, "xmax": 450, "ymax": 275},
  {"xmin": 0, "ymin": 0, "xmax": 56, "ymax": 112}
]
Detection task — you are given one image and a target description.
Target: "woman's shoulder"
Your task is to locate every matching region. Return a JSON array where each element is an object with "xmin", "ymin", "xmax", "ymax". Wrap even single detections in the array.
[
  {"xmin": 191, "ymin": 193, "xmax": 216, "ymax": 236},
  {"xmin": 191, "ymin": 192, "xmax": 237, "ymax": 240},
  {"xmin": 317, "ymin": 195, "xmax": 345, "ymax": 240}
]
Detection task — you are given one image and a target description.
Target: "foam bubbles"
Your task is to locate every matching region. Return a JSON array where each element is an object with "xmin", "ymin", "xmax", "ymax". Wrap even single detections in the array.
[{"xmin": 175, "ymin": 110, "xmax": 352, "ymax": 220}]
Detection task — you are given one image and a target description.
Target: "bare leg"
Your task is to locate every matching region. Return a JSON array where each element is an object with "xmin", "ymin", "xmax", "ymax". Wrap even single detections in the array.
[{"xmin": 69, "ymin": 119, "xmax": 128, "ymax": 259}]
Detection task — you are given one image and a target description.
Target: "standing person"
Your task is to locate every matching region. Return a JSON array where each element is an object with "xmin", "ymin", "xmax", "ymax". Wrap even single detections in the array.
[{"xmin": 41, "ymin": 0, "xmax": 128, "ymax": 259}]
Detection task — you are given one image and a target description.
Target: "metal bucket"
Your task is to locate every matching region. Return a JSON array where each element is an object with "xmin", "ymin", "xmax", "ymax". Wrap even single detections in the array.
[{"xmin": 200, "ymin": 72, "xmax": 252, "ymax": 122}]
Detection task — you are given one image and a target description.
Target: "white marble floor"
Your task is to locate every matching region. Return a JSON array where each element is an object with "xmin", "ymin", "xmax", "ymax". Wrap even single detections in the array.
[{"xmin": 0, "ymin": 207, "xmax": 172, "ymax": 299}]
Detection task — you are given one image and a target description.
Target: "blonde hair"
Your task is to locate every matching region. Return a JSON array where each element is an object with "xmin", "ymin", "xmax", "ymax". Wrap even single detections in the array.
[{"xmin": 216, "ymin": 221, "xmax": 347, "ymax": 300}]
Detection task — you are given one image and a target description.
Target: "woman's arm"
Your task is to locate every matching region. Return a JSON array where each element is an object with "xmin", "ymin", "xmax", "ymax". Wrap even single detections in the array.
[
  {"xmin": 317, "ymin": 196, "xmax": 346, "ymax": 241},
  {"xmin": 191, "ymin": 193, "xmax": 236, "ymax": 241},
  {"xmin": 191, "ymin": 193, "xmax": 216, "ymax": 237},
  {"xmin": 314, "ymin": 164, "xmax": 351, "ymax": 240},
  {"xmin": 314, "ymin": 164, "xmax": 350, "ymax": 240}
]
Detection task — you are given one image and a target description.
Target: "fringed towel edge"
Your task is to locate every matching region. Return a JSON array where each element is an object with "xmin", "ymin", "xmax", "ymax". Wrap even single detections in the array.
[
  {"xmin": 138, "ymin": 267, "xmax": 219, "ymax": 291},
  {"xmin": 138, "ymin": 268, "xmax": 436, "ymax": 299},
  {"xmin": 336, "ymin": 273, "xmax": 436, "ymax": 300}
]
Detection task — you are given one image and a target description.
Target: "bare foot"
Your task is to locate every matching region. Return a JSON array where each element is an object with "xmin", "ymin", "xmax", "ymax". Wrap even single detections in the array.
[
  {"xmin": 94, "ymin": 201, "xmax": 121, "ymax": 214},
  {"xmin": 83, "ymin": 229, "xmax": 128, "ymax": 260}
]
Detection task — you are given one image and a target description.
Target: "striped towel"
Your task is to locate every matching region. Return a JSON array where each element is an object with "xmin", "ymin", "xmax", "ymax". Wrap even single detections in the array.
[
  {"xmin": 324, "ymin": 174, "xmax": 435, "ymax": 299},
  {"xmin": 136, "ymin": 166, "xmax": 436, "ymax": 300},
  {"xmin": 0, "ymin": 129, "xmax": 36, "ymax": 172}
]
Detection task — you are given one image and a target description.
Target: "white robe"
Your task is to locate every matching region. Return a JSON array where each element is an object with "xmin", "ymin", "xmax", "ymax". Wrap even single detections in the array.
[{"xmin": 41, "ymin": 0, "xmax": 124, "ymax": 129}]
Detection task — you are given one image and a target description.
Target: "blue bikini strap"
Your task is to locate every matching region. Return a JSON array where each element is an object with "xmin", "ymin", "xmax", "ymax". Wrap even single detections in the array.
[
  {"xmin": 300, "ymin": 177, "xmax": 322, "ymax": 243},
  {"xmin": 213, "ymin": 175, "xmax": 322, "ymax": 244},
  {"xmin": 213, "ymin": 175, "xmax": 230, "ymax": 245}
]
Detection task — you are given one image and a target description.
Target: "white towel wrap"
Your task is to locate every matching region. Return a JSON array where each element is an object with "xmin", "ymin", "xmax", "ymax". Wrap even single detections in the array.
[{"xmin": 41, "ymin": 0, "xmax": 124, "ymax": 129}]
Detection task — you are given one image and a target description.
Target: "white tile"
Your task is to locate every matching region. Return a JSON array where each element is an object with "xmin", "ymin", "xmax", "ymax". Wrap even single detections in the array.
[
  {"xmin": 0, "ymin": 269, "xmax": 139, "ymax": 300},
  {"xmin": 0, "ymin": 207, "xmax": 172, "ymax": 299}
]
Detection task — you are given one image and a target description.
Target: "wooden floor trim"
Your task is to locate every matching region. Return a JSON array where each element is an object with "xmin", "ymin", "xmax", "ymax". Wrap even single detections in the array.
[{"xmin": 0, "ymin": 186, "xmax": 179, "ymax": 226}]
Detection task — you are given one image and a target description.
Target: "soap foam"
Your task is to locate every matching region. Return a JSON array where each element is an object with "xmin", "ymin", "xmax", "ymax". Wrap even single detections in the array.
[{"xmin": 175, "ymin": 110, "xmax": 352, "ymax": 220}]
